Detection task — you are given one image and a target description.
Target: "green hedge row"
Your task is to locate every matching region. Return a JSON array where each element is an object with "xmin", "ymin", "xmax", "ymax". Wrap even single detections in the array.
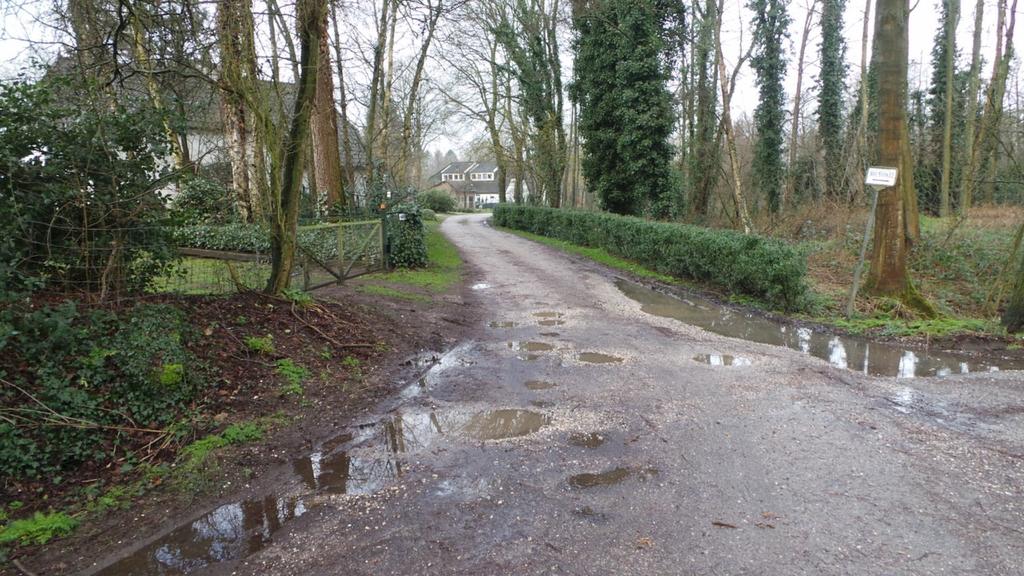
[
  {"xmin": 172, "ymin": 224, "xmax": 340, "ymax": 262},
  {"xmin": 492, "ymin": 205, "xmax": 808, "ymax": 310}
]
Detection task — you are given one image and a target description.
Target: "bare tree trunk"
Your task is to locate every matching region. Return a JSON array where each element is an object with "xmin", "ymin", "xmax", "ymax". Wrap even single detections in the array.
[
  {"xmin": 786, "ymin": 0, "xmax": 819, "ymax": 208},
  {"xmin": 310, "ymin": 3, "xmax": 345, "ymax": 208},
  {"xmin": 380, "ymin": 0, "xmax": 399, "ymax": 174},
  {"xmin": 938, "ymin": 0, "xmax": 959, "ymax": 217},
  {"xmin": 865, "ymin": 0, "xmax": 932, "ymax": 315},
  {"xmin": 366, "ymin": 0, "xmax": 391, "ymax": 176},
  {"xmin": 715, "ymin": 3, "xmax": 753, "ymax": 233},
  {"xmin": 400, "ymin": 0, "xmax": 444, "ymax": 186},
  {"xmin": 217, "ymin": 0, "xmax": 254, "ymax": 221},
  {"xmin": 267, "ymin": 0, "xmax": 324, "ymax": 294},
  {"xmin": 854, "ymin": 0, "xmax": 871, "ymax": 204},
  {"xmin": 330, "ymin": 2, "xmax": 355, "ymax": 198}
]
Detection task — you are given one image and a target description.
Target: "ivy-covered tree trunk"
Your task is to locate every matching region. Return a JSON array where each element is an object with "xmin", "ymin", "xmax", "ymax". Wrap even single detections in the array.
[
  {"xmin": 689, "ymin": 0, "xmax": 720, "ymax": 216},
  {"xmin": 749, "ymin": 0, "xmax": 790, "ymax": 215},
  {"xmin": 266, "ymin": 0, "xmax": 323, "ymax": 295},
  {"xmin": 571, "ymin": 0, "xmax": 674, "ymax": 216},
  {"xmin": 1002, "ymin": 226, "xmax": 1024, "ymax": 332},
  {"xmin": 819, "ymin": 0, "xmax": 847, "ymax": 200}
]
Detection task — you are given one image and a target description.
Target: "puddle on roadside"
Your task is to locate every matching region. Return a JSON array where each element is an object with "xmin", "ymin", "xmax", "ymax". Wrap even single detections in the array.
[
  {"xmin": 471, "ymin": 283, "xmax": 491, "ymax": 290},
  {"xmin": 489, "ymin": 321, "xmax": 517, "ymax": 328},
  {"xmin": 533, "ymin": 311, "xmax": 564, "ymax": 319},
  {"xmin": 538, "ymin": 319, "xmax": 565, "ymax": 327},
  {"xmin": 693, "ymin": 354, "xmax": 752, "ymax": 367},
  {"xmin": 102, "ymin": 406, "xmax": 550, "ymax": 575},
  {"xmin": 568, "ymin": 432, "xmax": 606, "ymax": 448},
  {"xmin": 508, "ymin": 341, "xmax": 555, "ymax": 352},
  {"xmin": 530, "ymin": 400, "xmax": 556, "ymax": 408},
  {"xmin": 462, "ymin": 409, "xmax": 551, "ymax": 440},
  {"xmin": 568, "ymin": 466, "xmax": 658, "ymax": 489},
  {"xmin": 578, "ymin": 352, "xmax": 624, "ymax": 364},
  {"xmin": 525, "ymin": 379, "xmax": 557, "ymax": 390},
  {"xmin": 616, "ymin": 278, "xmax": 1024, "ymax": 378},
  {"xmin": 539, "ymin": 332, "xmax": 560, "ymax": 337}
]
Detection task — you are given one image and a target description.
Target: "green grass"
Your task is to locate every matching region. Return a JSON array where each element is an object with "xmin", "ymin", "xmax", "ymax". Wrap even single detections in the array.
[
  {"xmin": 176, "ymin": 421, "xmax": 265, "ymax": 489},
  {"xmin": 363, "ymin": 222, "xmax": 462, "ymax": 292},
  {"xmin": 275, "ymin": 358, "xmax": 309, "ymax": 396},
  {"xmin": 0, "ymin": 511, "xmax": 78, "ymax": 546},
  {"xmin": 245, "ymin": 334, "xmax": 275, "ymax": 354},
  {"xmin": 831, "ymin": 316, "xmax": 1001, "ymax": 338},
  {"xmin": 499, "ymin": 227, "xmax": 680, "ymax": 285}
]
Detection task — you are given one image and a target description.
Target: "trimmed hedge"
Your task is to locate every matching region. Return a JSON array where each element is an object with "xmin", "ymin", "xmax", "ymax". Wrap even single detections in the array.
[
  {"xmin": 172, "ymin": 224, "xmax": 339, "ymax": 262},
  {"xmin": 493, "ymin": 205, "xmax": 809, "ymax": 310}
]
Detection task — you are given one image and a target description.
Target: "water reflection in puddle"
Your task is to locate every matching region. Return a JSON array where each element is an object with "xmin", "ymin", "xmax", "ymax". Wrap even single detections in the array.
[
  {"xmin": 471, "ymin": 283, "xmax": 491, "ymax": 290},
  {"xmin": 508, "ymin": 341, "xmax": 555, "ymax": 352},
  {"xmin": 578, "ymin": 352, "xmax": 624, "ymax": 364},
  {"xmin": 693, "ymin": 354, "xmax": 752, "ymax": 367},
  {"xmin": 101, "ymin": 407, "xmax": 549, "ymax": 575},
  {"xmin": 533, "ymin": 311, "xmax": 564, "ymax": 318},
  {"xmin": 616, "ymin": 279, "xmax": 1024, "ymax": 378},
  {"xmin": 538, "ymin": 319, "xmax": 566, "ymax": 327}
]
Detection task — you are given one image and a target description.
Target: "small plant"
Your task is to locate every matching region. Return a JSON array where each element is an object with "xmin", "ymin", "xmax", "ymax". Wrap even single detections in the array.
[
  {"xmin": 245, "ymin": 334, "xmax": 275, "ymax": 354},
  {"xmin": 282, "ymin": 288, "xmax": 314, "ymax": 307},
  {"xmin": 276, "ymin": 358, "xmax": 309, "ymax": 396},
  {"xmin": 156, "ymin": 363, "xmax": 185, "ymax": 387},
  {"xmin": 341, "ymin": 355, "xmax": 361, "ymax": 370},
  {"xmin": 0, "ymin": 511, "xmax": 78, "ymax": 546},
  {"xmin": 319, "ymin": 347, "xmax": 333, "ymax": 360},
  {"xmin": 221, "ymin": 422, "xmax": 263, "ymax": 444}
]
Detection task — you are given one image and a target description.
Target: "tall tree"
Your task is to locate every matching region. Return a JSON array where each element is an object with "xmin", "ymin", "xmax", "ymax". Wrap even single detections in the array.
[
  {"xmin": 1002, "ymin": 221, "xmax": 1024, "ymax": 332},
  {"xmin": 571, "ymin": 0, "xmax": 674, "ymax": 216},
  {"xmin": 689, "ymin": 0, "xmax": 721, "ymax": 216},
  {"xmin": 785, "ymin": 0, "xmax": 818, "ymax": 208},
  {"xmin": 266, "ymin": 0, "xmax": 324, "ymax": 294},
  {"xmin": 493, "ymin": 0, "xmax": 566, "ymax": 207},
  {"xmin": 937, "ymin": 0, "xmax": 959, "ymax": 217},
  {"xmin": 865, "ymin": 0, "xmax": 933, "ymax": 315},
  {"xmin": 818, "ymin": 0, "xmax": 847, "ymax": 199},
  {"xmin": 310, "ymin": 0, "xmax": 345, "ymax": 209},
  {"xmin": 958, "ymin": 0, "xmax": 984, "ymax": 216},
  {"xmin": 748, "ymin": 0, "xmax": 790, "ymax": 214}
]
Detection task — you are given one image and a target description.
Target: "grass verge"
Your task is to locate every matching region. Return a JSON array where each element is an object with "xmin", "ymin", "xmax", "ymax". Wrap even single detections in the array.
[{"xmin": 357, "ymin": 221, "xmax": 462, "ymax": 300}]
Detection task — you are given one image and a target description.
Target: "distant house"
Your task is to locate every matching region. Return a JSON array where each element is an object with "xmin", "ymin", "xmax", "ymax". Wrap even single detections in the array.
[{"xmin": 426, "ymin": 161, "xmax": 505, "ymax": 209}]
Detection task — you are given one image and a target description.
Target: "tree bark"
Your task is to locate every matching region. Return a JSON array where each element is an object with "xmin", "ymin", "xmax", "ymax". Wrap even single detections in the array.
[
  {"xmin": 958, "ymin": 0, "xmax": 984, "ymax": 216},
  {"xmin": 366, "ymin": 0, "xmax": 391, "ymax": 177},
  {"xmin": 1002, "ymin": 222, "xmax": 1024, "ymax": 332},
  {"xmin": 330, "ymin": 2, "xmax": 356, "ymax": 198},
  {"xmin": 310, "ymin": 2, "xmax": 345, "ymax": 208},
  {"xmin": 266, "ymin": 0, "xmax": 323, "ymax": 294},
  {"xmin": 786, "ymin": 0, "xmax": 818, "ymax": 208},
  {"xmin": 715, "ymin": 34, "xmax": 753, "ymax": 233},
  {"xmin": 938, "ymin": 0, "xmax": 959, "ymax": 217},
  {"xmin": 865, "ymin": 0, "xmax": 930, "ymax": 316}
]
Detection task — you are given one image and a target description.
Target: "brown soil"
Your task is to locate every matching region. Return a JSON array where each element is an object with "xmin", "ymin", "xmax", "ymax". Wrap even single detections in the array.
[{"xmin": 7, "ymin": 279, "xmax": 476, "ymax": 575}]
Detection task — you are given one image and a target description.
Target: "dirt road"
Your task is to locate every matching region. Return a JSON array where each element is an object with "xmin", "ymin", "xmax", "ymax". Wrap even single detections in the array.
[{"xmin": 112, "ymin": 213, "xmax": 1024, "ymax": 575}]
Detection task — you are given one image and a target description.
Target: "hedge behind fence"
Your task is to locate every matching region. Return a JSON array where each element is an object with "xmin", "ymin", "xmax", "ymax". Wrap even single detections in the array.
[{"xmin": 492, "ymin": 205, "xmax": 808, "ymax": 310}]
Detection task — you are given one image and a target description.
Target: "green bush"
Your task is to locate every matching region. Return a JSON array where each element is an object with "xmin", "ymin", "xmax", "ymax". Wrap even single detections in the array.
[
  {"xmin": 493, "ymin": 205, "xmax": 809, "ymax": 310},
  {"xmin": 172, "ymin": 223, "xmax": 338, "ymax": 262},
  {"xmin": 171, "ymin": 177, "xmax": 235, "ymax": 225},
  {"xmin": 0, "ymin": 510, "xmax": 78, "ymax": 546},
  {"xmin": 0, "ymin": 73, "xmax": 177, "ymax": 299},
  {"xmin": 0, "ymin": 302, "xmax": 207, "ymax": 481},
  {"xmin": 421, "ymin": 208, "xmax": 437, "ymax": 221},
  {"xmin": 386, "ymin": 204, "xmax": 428, "ymax": 268},
  {"xmin": 417, "ymin": 189, "xmax": 457, "ymax": 213}
]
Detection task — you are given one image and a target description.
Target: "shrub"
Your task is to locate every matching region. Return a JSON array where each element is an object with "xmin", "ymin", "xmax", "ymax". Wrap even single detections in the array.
[
  {"xmin": 417, "ymin": 189, "xmax": 457, "ymax": 213},
  {"xmin": 493, "ymin": 205, "xmax": 809, "ymax": 310},
  {"xmin": 0, "ymin": 73, "xmax": 177, "ymax": 299},
  {"xmin": 421, "ymin": 208, "xmax": 437, "ymax": 221},
  {"xmin": 172, "ymin": 223, "xmax": 341, "ymax": 263},
  {"xmin": 386, "ymin": 204, "xmax": 428, "ymax": 268},
  {"xmin": 171, "ymin": 177, "xmax": 235, "ymax": 225},
  {"xmin": 0, "ymin": 302, "xmax": 207, "ymax": 481}
]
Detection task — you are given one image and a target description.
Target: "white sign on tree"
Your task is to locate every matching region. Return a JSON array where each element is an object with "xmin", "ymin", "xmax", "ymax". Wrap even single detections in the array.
[{"xmin": 865, "ymin": 166, "xmax": 898, "ymax": 190}]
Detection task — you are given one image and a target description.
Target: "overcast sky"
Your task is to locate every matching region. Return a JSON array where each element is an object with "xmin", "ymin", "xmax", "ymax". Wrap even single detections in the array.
[{"xmin": 2, "ymin": 0, "xmax": 1020, "ymax": 156}]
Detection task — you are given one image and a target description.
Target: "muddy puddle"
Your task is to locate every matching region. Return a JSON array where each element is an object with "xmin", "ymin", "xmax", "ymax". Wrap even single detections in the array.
[
  {"xmin": 578, "ymin": 352, "xmax": 624, "ymax": 364},
  {"xmin": 693, "ymin": 354, "xmax": 752, "ymax": 367},
  {"xmin": 568, "ymin": 432, "xmax": 606, "ymax": 448},
  {"xmin": 525, "ymin": 379, "xmax": 557, "ymax": 390},
  {"xmin": 568, "ymin": 466, "xmax": 657, "ymax": 489},
  {"xmin": 508, "ymin": 341, "xmax": 555, "ymax": 352},
  {"xmin": 617, "ymin": 279, "xmax": 1024, "ymax": 378},
  {"xmin": 538, "ymin": 319, "xmax": 565, "ymax": 327},
  {"xmin": 98, "ymin": 407, "xmax": 549, "ymax": 575},
  {"xmin": 489, "ymin": 321, "xmax": 517, "ymax": 328}
]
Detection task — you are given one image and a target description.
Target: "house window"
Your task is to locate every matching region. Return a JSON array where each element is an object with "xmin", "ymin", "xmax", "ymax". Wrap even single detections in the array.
[
  {"xmin": 451, "ymin": 173, "xmax": 464, "ymax": 181},
  {"xmin": 470, "ymin": 172, "xmax": 495, "ymax": 181}
]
